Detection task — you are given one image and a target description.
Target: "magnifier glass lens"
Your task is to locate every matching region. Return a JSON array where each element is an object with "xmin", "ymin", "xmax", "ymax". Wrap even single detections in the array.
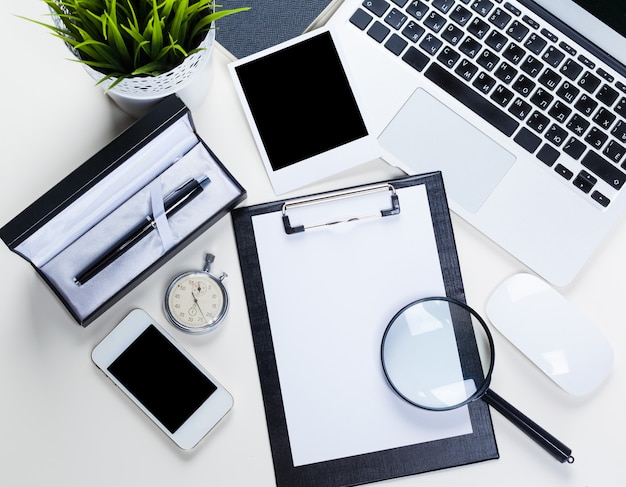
[{"xmin": 381, "ymin": 298, "xmax": 494, "ymax": 411}]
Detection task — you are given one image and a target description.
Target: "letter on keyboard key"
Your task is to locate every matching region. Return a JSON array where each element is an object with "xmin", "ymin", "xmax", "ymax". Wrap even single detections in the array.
[{"xmin": 581, "ymin": 151, "xmax": 626, "ymax": 189}]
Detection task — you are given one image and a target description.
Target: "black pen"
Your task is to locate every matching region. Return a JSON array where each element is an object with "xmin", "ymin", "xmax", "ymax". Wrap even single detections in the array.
[{"xmin": 74, "ymin": 176, "xmax": 211, "ymax": 286}]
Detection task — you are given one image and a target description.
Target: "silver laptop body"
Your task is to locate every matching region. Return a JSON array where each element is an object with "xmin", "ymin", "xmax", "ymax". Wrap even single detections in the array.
[{"xmin": 327, "ymin": 0, "xmax": 626, "ymax": 286}]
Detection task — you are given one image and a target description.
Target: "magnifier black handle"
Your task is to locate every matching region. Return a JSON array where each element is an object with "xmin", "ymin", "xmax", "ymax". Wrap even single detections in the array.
[{"xmin": 483, "ymin": 389, "xmax": 574, "ymax": 464}]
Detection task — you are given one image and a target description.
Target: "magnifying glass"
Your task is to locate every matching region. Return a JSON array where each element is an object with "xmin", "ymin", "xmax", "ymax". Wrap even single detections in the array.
[{"xmin": 381, "ymin": 296, "xmax": 574, "ymax": 464}]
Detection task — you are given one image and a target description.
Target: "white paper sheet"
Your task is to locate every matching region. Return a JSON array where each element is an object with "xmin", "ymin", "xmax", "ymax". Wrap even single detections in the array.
[{"xmin": 251, "ymin": 184, "xmax": 472, "ymax": 467}]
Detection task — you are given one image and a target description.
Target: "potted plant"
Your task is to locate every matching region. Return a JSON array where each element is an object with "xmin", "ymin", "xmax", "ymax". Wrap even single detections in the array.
[{"xmin": 27, "ymin": 0, "xmax": 249, "ymax": 117}]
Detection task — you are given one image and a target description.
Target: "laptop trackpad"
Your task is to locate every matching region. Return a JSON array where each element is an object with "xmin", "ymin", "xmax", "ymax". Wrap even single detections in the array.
[{"xmin": 378, "ymin": 88, "xmax": 515, "ymax": 213}]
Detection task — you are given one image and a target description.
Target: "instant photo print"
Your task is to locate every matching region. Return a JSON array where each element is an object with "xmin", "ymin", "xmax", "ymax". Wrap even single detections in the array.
[{"xmin": 229, "ymin": 28, "xmax": 379, "ymax": 195}]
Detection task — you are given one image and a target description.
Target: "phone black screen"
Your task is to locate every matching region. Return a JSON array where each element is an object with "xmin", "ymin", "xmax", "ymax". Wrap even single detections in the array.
[{"xmin": 107, "ymin": 325, "xmax": 217, "ymax": 433}]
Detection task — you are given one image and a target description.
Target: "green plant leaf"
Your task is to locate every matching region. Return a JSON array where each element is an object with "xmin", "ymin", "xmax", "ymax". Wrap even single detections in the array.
[
  {"xmin": 189, "ymin": 7, "xmax": 250, "ymax": 40},
  {"xmin": 22, "ymin": 0, "xmax": 251, "ymax": 81}
]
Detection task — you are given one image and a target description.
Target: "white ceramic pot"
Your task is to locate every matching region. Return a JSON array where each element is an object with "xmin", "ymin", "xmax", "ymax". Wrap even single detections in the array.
[{"xmin": 83, "ymin": 29, "xmax": 216, "ymax": 118}]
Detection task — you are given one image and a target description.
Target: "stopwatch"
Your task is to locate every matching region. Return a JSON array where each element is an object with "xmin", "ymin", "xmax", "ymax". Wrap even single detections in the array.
[{"xmin": 164, "ymin": 253, "xmax": 228, "ymax": 333}]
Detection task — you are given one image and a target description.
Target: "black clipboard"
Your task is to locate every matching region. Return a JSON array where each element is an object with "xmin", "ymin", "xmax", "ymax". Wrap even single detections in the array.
[{"xmin": 232, "ymin": 173, "xmax": 498, "ymax": 486}]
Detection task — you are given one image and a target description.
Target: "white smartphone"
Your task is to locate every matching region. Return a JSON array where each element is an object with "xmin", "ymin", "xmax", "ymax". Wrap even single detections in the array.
[{"xmin": 92, "ymin": 308, "xmax": 233, "ymax": 449}]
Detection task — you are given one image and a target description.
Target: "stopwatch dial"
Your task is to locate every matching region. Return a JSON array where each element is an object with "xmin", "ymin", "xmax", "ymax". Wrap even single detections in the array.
[{"xmin": 166, "ymin": 271, "xmax": 226, "ymax": 332}]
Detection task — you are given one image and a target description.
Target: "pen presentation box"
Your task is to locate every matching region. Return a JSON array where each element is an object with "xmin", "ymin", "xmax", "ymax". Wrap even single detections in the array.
[{"xmin": 0, "ymin": 95, "xmax": 246, "ymax": 326}]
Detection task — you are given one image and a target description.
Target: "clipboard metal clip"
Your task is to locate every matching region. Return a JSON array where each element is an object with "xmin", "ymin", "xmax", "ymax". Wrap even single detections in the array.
[{"xmin": 282, "ymin": 183, "xmax": 400, "ymax": 234}]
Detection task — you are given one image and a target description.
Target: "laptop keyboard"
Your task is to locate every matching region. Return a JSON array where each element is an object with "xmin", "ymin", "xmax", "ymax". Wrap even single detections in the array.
[{"xmin": 349, "ymin": 0, "xmax": 626, "ymax": 207}]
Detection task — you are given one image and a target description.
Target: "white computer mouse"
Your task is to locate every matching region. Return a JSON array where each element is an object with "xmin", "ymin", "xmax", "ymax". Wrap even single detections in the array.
[{"xmin": 486, "ymin": 273, "xmax": 613, "ymax": 396}]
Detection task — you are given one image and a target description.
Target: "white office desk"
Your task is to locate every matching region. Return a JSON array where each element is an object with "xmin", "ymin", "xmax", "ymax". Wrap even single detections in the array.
[{"xmin": 1, "ymin": 1, "xmax": 624, "ymax": 486}]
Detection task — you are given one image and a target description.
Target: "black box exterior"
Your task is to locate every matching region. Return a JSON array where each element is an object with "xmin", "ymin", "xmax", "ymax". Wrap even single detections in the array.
[{"xmin": 0, "ymin": 96, "xmax": 246, "ymax": 326}]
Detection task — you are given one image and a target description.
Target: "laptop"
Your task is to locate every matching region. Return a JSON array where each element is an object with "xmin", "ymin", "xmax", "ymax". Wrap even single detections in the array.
[{"xmin": 324, "ymin": 0, "xmax": 626, "ymax": 286}]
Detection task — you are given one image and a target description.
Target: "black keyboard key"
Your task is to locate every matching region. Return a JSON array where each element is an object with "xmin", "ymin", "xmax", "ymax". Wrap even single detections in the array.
[
  {"xmin": 450, "ymin": 4, "xmax": 472, "ymax": 26},
  {"xmin": 386, "ymin": 33, "xmax": 408, "ymax": 54},
  {"xmin": 420, "ymin": 33, "xmax": 443, "ymax": 55},
  {"xmin": 556, "ymin": 80, "xmax": 580, "ymax": 104},
  {"xmin": 402, "ymin": 21, "xmax": 425, "ymax": 42},
  {"xmin": 538, "ymin": 67, "xmax": 562, "ymax": 90},
  {"xmin": 488, "ymin": 7, "xmax": 512, "ymax": 29},
  {"xmin": 530, "ymin": 87, "xmax": 553, "ymax": 110},
  {"xmin": 515, "ymin": 127, "xmax": 541, "ymax": 152},
  {"xmin": 350, "ymin": 9, "xmax": 373, "ymax": 30},
  {"xmin": 578, "ymin": 71, "xmax": 602, "ymax": 94},
  {"xmin": 424, "ymin": 62, "xmax": 519, "ymax": 135},
  {"xmin": 494, "ymin": 61, "xmax": 518, "ymax": 84},
  {"xmin": 406, "ymin": 0, "xmax": 429, "ymax": 20},
  {"xmin": 485, "ymin": 30, "xmax": 508, "ymax": 51},
  {"xmin": 460, "ymin": 37, "xmax": 482, "ymax": 58},
  {"xmin": 604, "ymin": 140, "xmax": 626, "ymax": 163},
  {"xmin": 582, "ymin": 150, "xmax": 626, "ymax": 189},
  {"xmin": 508, "ymin": 97, "xmax": 532, "ymax": 120},
  {"xmin": 423, "ymin": 11, "xmax": 447, "ymax": 32},
  {"xmin": 468, "ymin": 17, "xmax": 491, "ymax": 39},
  {"xmin": 559, "ymin": 41, "xmax": 577, "ymax": 57},
  {"xmin": 578, "ymin": 54, "xmax": 595, "ymax": 69},
  {"xmin": 385, "ymin": 8, "xmax": 408, "ymax": 29},
  {"xmin": 438, "ymin": 46, "xmax": 461, "ymax": 68},
  {"xmin": 574, "ymin": 94, "xmax": 598, "ymax": 117},
  {"xmin": 537, "ymin": 144, "xmax": 560, "ymax": 166},
  {"xmin": 593, "ymin": 108, "xmax": 616, "ymax": 130},
  {"xmin": 433, "ymin": 0, "xmax": 455, "ymax": 14},
  {"xmin": 402, "ymin": 46, "xmax": 429, "ymax": 71},
  {"xmin": 591, "ymin": 190, "xmax": 610, "ymax": 207},
  {"xmin": 542, "ymin": 46, "xmax": 565, "ymax": 67},
  {"xmin": 441, "ymin": 23, "xmax": 464, "ymax": 45},
  {"xmin": 473, "ymin": 71, "xmax": 497, "ymax": 94},
  {"xmin": 455, "ymin": 59, "xmax": 479, "ymax": 81},
  {"xmin": 563, "ymin": 137, "xmax": 586, "ymax": 159},
  {"xmin": 472, "ymin": 0, "xmax": 495, "ymax": 17},
  {"xmin": 548, "ymin": 100, "xmax": 572, "ymax": 124},
  {"xmin": 545, "ymin": 124, "xmax": 568, "ymax": 147},
  {"xmin": 491, "ymin": 84, "xmax": 514, "ymax": 106},
  {"xmin": 504, "ymin": 2, "xmax": 522, "ymax": 17},
  {"xmin": 527, "ymin": 111, "xmax": 550, "ymax": 133},
  {"xmin": 363, "ymin": 0, "xmax": 390, "ymax": 17},
  {"xmin": 566, "ymin": 113, "xmax": 590, "ymax": 137},
  {"xmin": 522, "ymin": 14, "xmax": 540, "ymax": 30},
  {"xmin": 503, "ymin": 43, "xmax": 525, "ymax": 64},
  {"xmin": 541, "ymin": 28, "xmax": 558, "ymax": 43},
  {"xmin": 596, "ymin": 84, "xmax": 619, "ymax": 106},
  {"xmin": 520, "ymin": 54, "xmax": 543, "ymax": 77},
  {"xmin": 524, "ymin": 33, "xmax": 547, "ymax": 55},
  {"xmin": 506, "ymin": 20, "xmax": 529, "ymax": 42},
  {"xmin": 585, "ymin": 127, "xmax": 608, "ymax": 150},
  {"xmin": 560, "ymin": 59, "xmax": 583, "ymax": 81},
  {"xmin": 512, "ymin": 74, "xmax": 535, "ymax": 97},
  {"xmin": 368, "ymin": 21, "xmax": 390, "ymax": 42},
  {"xmin": 555, "ymin": 163, "xmax": 574, "ymax": 180},
  {"xmin": 477, "ymin": 49, "xmax": 499, "ymax": 71},
  {"xmin": 597, "ymin": 68, "xmax": 614, "ymax": 83},
  {"xmin": 573, "ymin": 170, "xmax": 597, "ymax": 193}
]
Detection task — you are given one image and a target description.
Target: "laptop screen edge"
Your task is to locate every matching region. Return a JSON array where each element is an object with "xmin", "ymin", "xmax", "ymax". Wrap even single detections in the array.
[{"xmin": 530, "ymin": 0, "xmax": 626, "ymax": 67}]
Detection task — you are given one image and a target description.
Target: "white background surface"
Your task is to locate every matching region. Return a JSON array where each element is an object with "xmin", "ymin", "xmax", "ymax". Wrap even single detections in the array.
[{"xmin": 1, "ymin": 1, "xmax": 624, "ymax": 486}]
